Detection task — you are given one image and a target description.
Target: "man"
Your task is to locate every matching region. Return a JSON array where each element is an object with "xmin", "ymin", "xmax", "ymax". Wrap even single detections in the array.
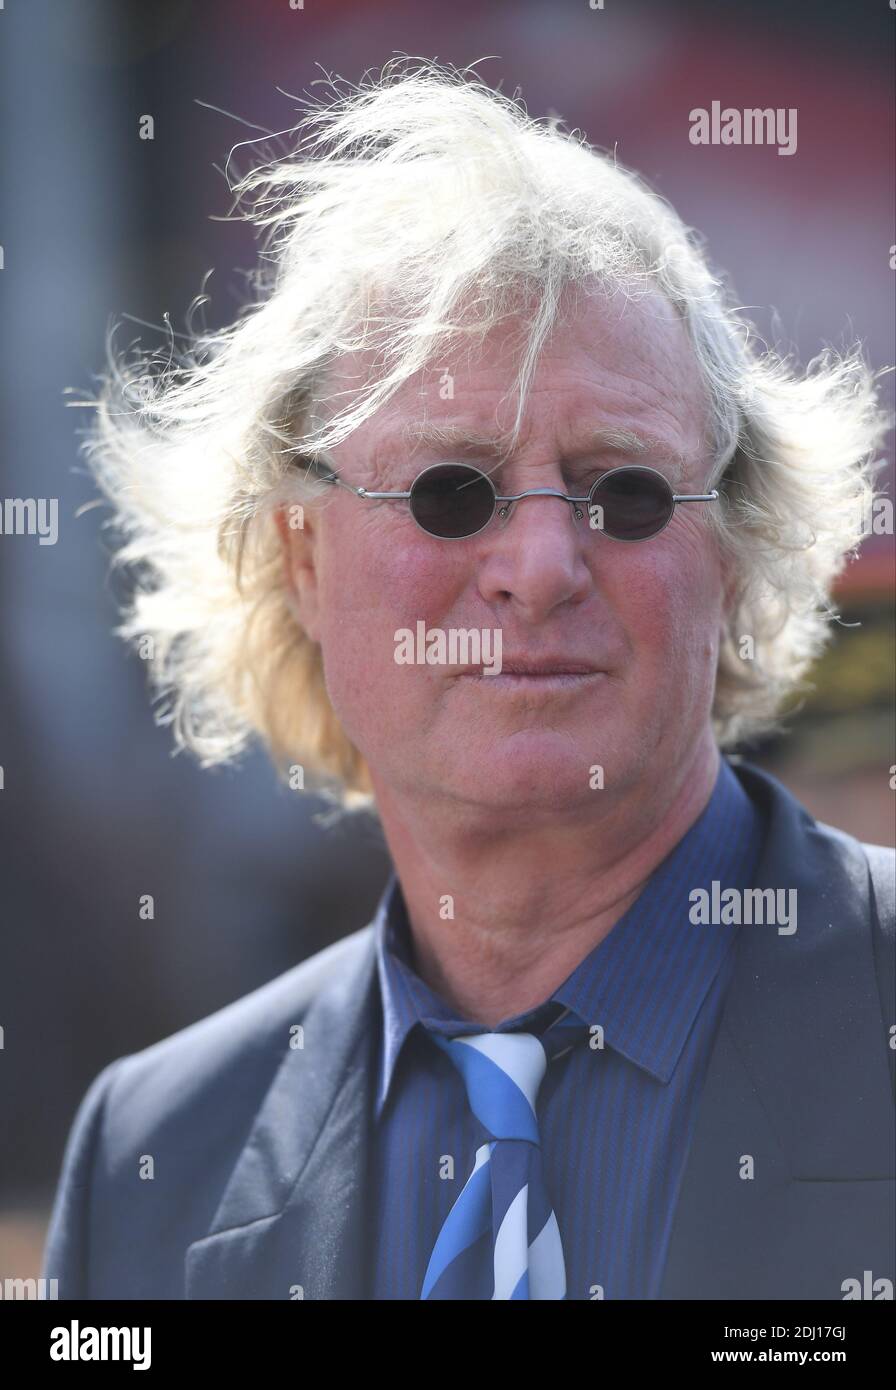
[{"xmin": 44, "ymin": 62, "xmax": 894, "ymax": 1299}]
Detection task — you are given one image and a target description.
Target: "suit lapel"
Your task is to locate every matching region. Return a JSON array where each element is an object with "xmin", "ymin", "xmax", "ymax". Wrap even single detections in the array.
[
  {"xmin": 185, "ymin": 928, "xmax": 380, "ymax": 1299},
  {"xmin": 660, "ymin": 763, "xmax": 893, "ymax": 1298}
]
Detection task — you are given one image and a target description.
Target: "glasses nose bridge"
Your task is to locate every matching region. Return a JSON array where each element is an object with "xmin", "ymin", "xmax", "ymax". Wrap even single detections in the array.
[{"xmin": 495, "ymin": 486, "xmax": 586, "ymax": 523}]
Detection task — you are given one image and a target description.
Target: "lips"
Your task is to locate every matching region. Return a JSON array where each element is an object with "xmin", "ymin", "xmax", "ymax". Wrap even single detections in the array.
[
  {"xmin": 497, "ymin": 659, "xmax": 602, "ymax": 675},
  {"xmin": 453, "ymin": 659, "xmax": 605, "ymax": 681}
]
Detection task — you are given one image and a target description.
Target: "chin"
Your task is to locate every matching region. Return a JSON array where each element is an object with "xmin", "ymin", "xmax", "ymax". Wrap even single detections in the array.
[{"xmin": 439, "ymin": 732, "xmax": 613, "ymax": 813}]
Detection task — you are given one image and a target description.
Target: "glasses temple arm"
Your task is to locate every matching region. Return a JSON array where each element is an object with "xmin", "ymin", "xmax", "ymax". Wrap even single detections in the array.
[{"xmin": 300, "ymin": 458, "xmax": 411, "ymax": 499}]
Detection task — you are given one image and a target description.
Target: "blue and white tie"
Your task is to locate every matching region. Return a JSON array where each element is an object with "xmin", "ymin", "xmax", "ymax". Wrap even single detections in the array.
[{"xmin": 420, "ymin": 1011, "xmax": 586, "ymax": 1300}]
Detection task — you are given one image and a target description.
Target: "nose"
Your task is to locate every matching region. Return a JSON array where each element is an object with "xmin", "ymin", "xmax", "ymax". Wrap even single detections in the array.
[{"xmin": 475, "ymin": 489, "xmax": 593, "ymax": 622}]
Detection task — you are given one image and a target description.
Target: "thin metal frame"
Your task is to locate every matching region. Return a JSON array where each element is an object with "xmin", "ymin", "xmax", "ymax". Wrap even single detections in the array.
[{"xmin": 305, "ymin": 458, "xmax": 719, "ymax": 542}]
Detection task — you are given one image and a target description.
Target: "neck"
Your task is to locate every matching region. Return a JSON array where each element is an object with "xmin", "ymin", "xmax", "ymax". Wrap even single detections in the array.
[{"xmin": 371, "ymin": 733, "xmax": 721, "ymax": 1028}]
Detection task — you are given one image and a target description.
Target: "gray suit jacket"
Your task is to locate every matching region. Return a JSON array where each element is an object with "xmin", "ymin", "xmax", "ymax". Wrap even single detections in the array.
[{"xmin": 42, "ymin": 761, "xmax": 895, "ymax": 1299}]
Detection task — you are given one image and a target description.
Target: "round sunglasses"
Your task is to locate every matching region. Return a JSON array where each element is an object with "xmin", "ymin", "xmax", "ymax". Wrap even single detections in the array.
[{"xmin": 307, "ymin": 458, "xmax": 718, "ymax": 541}]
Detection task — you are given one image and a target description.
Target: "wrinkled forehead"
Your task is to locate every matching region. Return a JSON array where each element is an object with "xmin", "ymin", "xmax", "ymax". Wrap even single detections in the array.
[{"xmin": 317, "ymin": 279, "xmax": 711, "ymax": 467}]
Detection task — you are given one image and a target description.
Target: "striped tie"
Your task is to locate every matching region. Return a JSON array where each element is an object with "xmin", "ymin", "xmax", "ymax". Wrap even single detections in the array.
[{"xmin": 420, "ymin": 1010, "xmax": 586, "ymax": 1300}]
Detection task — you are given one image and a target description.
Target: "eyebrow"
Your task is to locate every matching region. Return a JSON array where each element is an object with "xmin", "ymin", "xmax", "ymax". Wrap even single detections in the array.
[{"xmin": 396, "ymin": 422, "xmax": 692, "ymax": 480}]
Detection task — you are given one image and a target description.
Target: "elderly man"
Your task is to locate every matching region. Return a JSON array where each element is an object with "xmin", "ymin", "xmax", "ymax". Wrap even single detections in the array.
[{"xmin": 44, "ymin": 62, "xmax": 894, "ymax": 1301}]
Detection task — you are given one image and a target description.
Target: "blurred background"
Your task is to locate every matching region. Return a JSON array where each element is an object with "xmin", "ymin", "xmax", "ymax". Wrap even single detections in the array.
[{"xmin": 1, "ymin": 0, "xmax": 893, "ymax": 1278}]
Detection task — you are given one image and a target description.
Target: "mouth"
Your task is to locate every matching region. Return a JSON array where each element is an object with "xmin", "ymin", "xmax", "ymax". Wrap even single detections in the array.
[
  {"xmin": 454, "ymin": 659, "xmax": 605, "ymax": 692},
  {"xmin": 497, "ymin": 659, "xmax": 602, "ymax": 676}
]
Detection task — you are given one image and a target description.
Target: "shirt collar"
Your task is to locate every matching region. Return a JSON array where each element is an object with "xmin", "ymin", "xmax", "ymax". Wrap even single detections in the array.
[{"xmin": 374, "ymin": 756, "xmax": 764, "ymax": 1118}]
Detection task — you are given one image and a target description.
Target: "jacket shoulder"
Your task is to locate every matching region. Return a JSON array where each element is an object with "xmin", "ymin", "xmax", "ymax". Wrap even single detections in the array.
[
  {"xmin": 112, "ymin": 921, "xmax": 376, "ymax": 1107},
  {"xmin": 732, "ymin": 759, "xmax": 895, "ymax": 1098},
  {"xmin": 43, "ymin": 923, "xmax": 376, "ymax": 1296},
  {"xmin": 861, "ymin": 840, "xmax": 896, "ymax": 1091},
  {"xmin": 733, "ymin": 759, "xmax": 893, "ymax": 908}
]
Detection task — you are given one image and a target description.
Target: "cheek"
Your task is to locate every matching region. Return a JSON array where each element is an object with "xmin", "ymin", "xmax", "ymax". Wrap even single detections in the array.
[
  {"xmin": 318, "ymin": 505, "xmax": 467, "ymax": 627},
  {"xmin": 311, "ymin": 508, "xmax": 466, "ymax": 719},
  {"xmin": 602, "ymin": 532, "xmax": 723, "ymax": 670}
]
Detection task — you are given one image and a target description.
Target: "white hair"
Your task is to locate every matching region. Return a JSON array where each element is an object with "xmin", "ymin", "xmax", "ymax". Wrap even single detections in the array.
[{"xmin": 77, "ymin": 57, "xmax": 892, "ymax": 801}]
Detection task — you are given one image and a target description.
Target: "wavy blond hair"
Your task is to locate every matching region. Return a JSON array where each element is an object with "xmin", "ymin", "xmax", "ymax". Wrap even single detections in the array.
[{"xmin": 77, "ymin": 57, "xmax": 892, "ymax": 803}]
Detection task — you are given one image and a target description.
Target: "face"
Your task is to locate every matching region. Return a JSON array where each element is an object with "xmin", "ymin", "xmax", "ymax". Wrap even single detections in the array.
[{"xmin": 278, "ymin": 282, "xmax": 725, "ymax": 820}]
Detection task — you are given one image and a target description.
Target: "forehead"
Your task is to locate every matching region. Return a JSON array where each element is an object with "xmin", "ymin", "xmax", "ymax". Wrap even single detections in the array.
[{"xmin": 324, "ymin": 281, "xmax": 711, "ymax": 470}]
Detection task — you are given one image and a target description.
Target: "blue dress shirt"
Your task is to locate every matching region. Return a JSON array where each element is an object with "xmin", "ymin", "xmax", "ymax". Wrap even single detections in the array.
[{"xmin": 366, "ymin": 756, "xmax": 765, "ymax": 1299}]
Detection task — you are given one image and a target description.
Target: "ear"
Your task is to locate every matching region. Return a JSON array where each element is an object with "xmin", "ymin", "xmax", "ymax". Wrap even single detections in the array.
[{"xmin": 274, "ymin": 499, "xmax": 322, "ymax": 643}]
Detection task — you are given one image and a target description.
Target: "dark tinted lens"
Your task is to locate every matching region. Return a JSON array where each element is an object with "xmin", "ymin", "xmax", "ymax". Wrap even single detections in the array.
[
  {"xmin": 590, "ymin": 467, "xmax": 674, "ymax": 540},
  {"xmin": 409, "ymin": 464, "xmax": 496, "ymax": 538}
]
